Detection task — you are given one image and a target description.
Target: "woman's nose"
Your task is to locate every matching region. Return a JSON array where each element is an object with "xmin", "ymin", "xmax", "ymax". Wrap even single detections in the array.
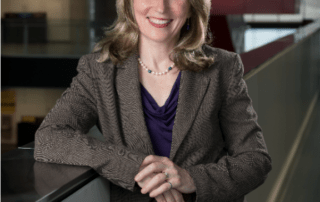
[{"xmin": 155, "ymin": 0, "xmax": 167, "ymax": 13}]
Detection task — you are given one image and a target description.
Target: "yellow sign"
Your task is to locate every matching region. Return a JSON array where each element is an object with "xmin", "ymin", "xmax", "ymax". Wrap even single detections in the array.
[{"xmin": 1, "ymin": 90, "xmax": 16, "ymax": 114}]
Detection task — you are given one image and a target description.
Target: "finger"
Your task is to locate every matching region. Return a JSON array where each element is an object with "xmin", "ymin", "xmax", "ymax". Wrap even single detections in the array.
[
  {"xmin": 136, "ymin": 173, "xmax": 156, "ymax": 190},
  {"xmin": 141, "ymin": 173, "xmax": 166, "ymax": 195},
  {"xmin": 135, "ymin": 162, "xmax": 164, "ymax": 182},
  {"xmin": 155, "ymin": 194, "xmax": 166, "ymax": 202},
  {"xmin": 162, "ymin": 189, "xmax": 175, "ymax": 202},
  {"xmin": 140, "ymin": 155, "xmax": 163, "ymax": 168},
  {"xmin": 170, "ymin": 189, "xmax": 185, "ymax": 202},
  {"xmin": 149, "ymin": 180, "xmax": 172, "ymax": 198},
  {"xmin": 136, "ymin": 156, "xmax": 172, "ymax": 182},
  {"xmin": 138, "ymin": 164, "xmax": 147, "ymax": 172}
]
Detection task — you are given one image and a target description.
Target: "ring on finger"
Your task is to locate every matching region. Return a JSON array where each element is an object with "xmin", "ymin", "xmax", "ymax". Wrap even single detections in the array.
[{"xmin": 163, "ymin": 172, "xmax": 169, "ymax": 179}]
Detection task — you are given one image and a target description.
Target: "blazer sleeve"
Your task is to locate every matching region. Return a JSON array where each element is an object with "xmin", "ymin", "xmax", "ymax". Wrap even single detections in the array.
[
  {"xmin": 184, "ymin": 53, "xmax": 272, "ymax": 202},
  {"xmin": 34, "ymin": 54, "xmax": 148, "ymax": 192}
]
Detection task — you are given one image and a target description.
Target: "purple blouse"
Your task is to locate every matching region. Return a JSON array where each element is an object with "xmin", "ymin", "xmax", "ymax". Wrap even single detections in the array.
[{"xmin": 140, "ymin": 71, "xmax": 182, "ymax": 158}]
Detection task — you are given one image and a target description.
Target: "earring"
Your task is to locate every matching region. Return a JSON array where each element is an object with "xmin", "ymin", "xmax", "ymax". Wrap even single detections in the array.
[{"xmin": 187, "ymin": 18, "xmax": 190, "ymax": 30}]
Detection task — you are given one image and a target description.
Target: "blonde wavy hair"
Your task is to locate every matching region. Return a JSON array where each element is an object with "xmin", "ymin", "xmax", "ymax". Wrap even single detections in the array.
[{"xmin": 92, "ymin": 0, "xmax": 215, "ymax": 72}]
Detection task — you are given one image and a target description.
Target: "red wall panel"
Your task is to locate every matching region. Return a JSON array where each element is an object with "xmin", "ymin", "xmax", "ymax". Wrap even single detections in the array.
[{"xmin": 210, "ymin": 0, "xmax": 299, "ymax": 15}]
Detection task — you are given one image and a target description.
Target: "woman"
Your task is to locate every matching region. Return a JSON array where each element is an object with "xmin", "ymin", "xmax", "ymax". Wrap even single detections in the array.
[{"xmin": 34, "ymin": 0, "xmax": 272, "ymax": 201}]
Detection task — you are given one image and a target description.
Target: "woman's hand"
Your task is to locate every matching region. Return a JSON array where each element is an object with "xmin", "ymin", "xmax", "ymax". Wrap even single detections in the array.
[
  {"xmin": 134, "ymin": 155, "xmax": 196, "ymax": 198},
  {"xmin": 155, "ymin": 188, "xmax": 185, "ymax": 202},
  {"xmin": 136, "ymin": 172, "xmax": 185, "ymax": 202}
]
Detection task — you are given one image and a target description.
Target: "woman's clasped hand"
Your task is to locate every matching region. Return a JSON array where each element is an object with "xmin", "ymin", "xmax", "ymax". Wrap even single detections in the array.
[
  {"xmin": 134, "ymin": 155, "xmax": 196, "ymax": 202},
  {"xmin": 136, "ymin": 172, "xmax": 185, "ymax": 202}
]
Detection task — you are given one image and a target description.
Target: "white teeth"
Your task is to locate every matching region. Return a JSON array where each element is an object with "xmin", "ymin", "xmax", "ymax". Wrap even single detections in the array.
[{"xmin": 148, "ymin": 18, "xmax": 171, "ymax": 25}]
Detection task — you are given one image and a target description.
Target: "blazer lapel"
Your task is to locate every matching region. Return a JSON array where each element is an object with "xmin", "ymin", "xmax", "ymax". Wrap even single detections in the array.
[
  {"xmin": 115, "ymin": 51, "xmax": 156, "ymax": 156},
  {"xmin": 170, "ymin": 69, "xmax": 210, "ymax": 161},
  {"xmin": 115, "ymin": 50, "xmax": 210, "ymax": 161}
]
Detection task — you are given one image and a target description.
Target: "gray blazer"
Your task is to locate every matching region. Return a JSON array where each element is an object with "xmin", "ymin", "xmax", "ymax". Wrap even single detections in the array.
[{"xmin": 34, "ymin": 44, "xmax": 272, "ymax": 202}]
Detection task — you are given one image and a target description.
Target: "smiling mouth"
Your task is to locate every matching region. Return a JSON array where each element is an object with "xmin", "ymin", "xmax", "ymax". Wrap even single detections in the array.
[
  {"xmin": 147, "ymin": 17, "xmax": 172, "ymax": 21},
  {"xmin": 147, "ymin": 17, "xmax": 173, "ymax": 27}
]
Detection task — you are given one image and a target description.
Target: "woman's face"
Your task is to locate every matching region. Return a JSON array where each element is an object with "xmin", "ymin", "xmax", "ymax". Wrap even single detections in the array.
[{"xmin": 133, "ymin": 0, "xmax": 191, "ymax": 44}]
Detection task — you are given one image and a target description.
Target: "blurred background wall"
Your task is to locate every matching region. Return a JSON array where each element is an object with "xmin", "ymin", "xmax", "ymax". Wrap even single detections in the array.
[
  {"xmin": 1, "ymin": 1, "xmax": 320, "ymax": 201},
  {"xmin": 2, "ymin": 0, "xmax": 72, "ymax": 42}
]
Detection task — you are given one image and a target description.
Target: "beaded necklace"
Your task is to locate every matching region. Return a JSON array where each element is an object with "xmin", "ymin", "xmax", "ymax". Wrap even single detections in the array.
[{"xmin": 138, "ymin": 57, "xmax": 175, "ymax": 76}]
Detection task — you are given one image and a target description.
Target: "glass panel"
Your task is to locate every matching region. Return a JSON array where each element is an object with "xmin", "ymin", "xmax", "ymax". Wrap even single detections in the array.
[{"xmin": 244, "ymin": 28, "xmax": 297, "ymax": 52}]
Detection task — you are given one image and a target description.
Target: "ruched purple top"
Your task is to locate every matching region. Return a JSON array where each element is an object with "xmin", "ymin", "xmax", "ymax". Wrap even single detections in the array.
[{"xmin": 140, "ymin": 71, "xmax": 182, "ymax": 158}]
